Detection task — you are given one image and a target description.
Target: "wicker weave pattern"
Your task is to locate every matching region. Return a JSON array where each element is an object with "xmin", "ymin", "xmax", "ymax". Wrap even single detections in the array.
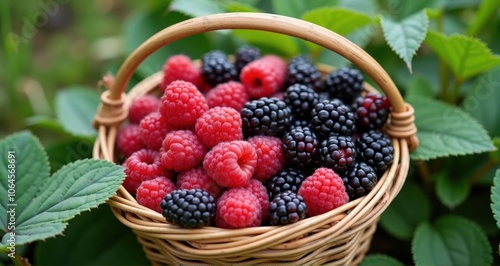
[{"xmin": 92, "ymin": 13, "xmax": 417, "ymax": 265}]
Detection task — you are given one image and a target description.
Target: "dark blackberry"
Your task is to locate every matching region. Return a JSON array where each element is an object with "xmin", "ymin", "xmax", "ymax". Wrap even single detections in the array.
[
  {"xmin": 323, "ymin": 67, "xmax": 364, "ymax": 104},
  {"xmin": 266, "ymin": 169, "xmax": 306, "ymax": 201},
  {"xmin": 319, "ymin": 134, "xmax": 357, "ymax": 173},
  {"xmin": 352, "ymin": 93, "xmax": 391, "ymax": 131},
  {"xmin": 268, "ymin": 191, "xmax": 307, "ymax": 225},
  {"xmin": 291, "ymin": 119, "xmax": 310, "ymax": 128},
  {"xmin": 241, "ymin": 97, "xmax": 292, "ymax": 137},
  {"xmin": 235, "ymin": 45, "xmax": 261, "ymax": 73},
  {"xmin": 310, "ymin": 100, "xmax": 356, "ymax": 137},
  {"xmin": 356, "ymin": 130, "xmax": 394, "ymax": 173},
  {"xmin": 282, "ymin": 126, "xmax": 319, "ymax": 170},
  {"xmin": 201, "ymin": 50, "xmax": 238, "ymax": 87},
  {"xmin": 342, "ymin": 162, "xmax": 378, "ymax": 200},
  {"xmin": 285, "ymin": 55, "xmax": 322, "ymax": 91},
  {"xmin": 161, "ymin": 189, "xmax": 216, "ymax": 228},
  {"xmin": 284, "ymin": 84, "xmax": 320, "ymax": 119}
]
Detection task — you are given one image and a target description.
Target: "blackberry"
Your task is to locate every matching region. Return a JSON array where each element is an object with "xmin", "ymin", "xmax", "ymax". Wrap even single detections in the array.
[
  {"xmin": 285, "ymin": 55, "xmax": 322, "ymax": 91},
  {"xmin": 323, "ymin": 67, "xmax": 364, "ymax": 104},
  {"xmin": 282, "ymin": 126, "xmax": 320, "ymax": 170},
  {"xmin": 356, "ymin": 130, "xmax": 394, "ymax": 173},
  {"xmin": 241, "ymin": 97, "xmax": 292, "ymax": 137},
  {"xmin": 291, "ymin": 119, "xmax": 310, "ymax": 128},
  {"xmin": 310, "ymin": 100, "xmax": 356, "ymax": 137},
  {"xmin": 352, "ymin": 93, "xmax": 391, "ymax": 131},
  {"xmin": 342, "ymin": 162, "xmax": 378, "ymax": 200},
  {"xmin": 161, "ymin": 189, "xmax": 216, "ymax": 228},
  {"xmin": 284, "ymin": 84, "xmax": 320, "ymax": 119},
  {"xmin": 201, "ymin": 50, "xmax": 238, "ymax": 87},
  {"xmin": 235, "ymin": 45, "xmax": 261, "ymax": 73},
  {"xmin": 319, "ymin": 134, "xmax": 357, "ymax": 173},
  {"xmin": 266, "ymin": 169, "xmax": 306, "ymax": 201},
  {"xmin": 268, "ymin": 191, "xmax": 307, "ymax": 225}
]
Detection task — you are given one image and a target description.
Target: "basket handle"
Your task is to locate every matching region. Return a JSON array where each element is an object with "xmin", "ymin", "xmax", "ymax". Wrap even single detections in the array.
[{"xmin": 93, "ymin": 12, "xmax": 418, "ymax": 150}]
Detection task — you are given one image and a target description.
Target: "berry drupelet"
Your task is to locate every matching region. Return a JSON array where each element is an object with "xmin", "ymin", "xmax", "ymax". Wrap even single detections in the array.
[
  {"xmin": 235, "ymin": 45, "xmax": 261, "ymax": 73},
  {"xmin": 342, "ymin": 162, "xmax": 378, "ymax": 200},
  {"xmin": 323, "ymin": 67, "xmax": 364, "ymax": 104},
  {"xmin": 241, "ymin": 97, "xmax": 292, "ymax": 137},
  {"xmin": 161, "ymin": 189, "xmax": 216, "ymax": 228},
  {"xmin": 356, "ymin": 130, "xmax": 394, "ymax": 173},
  {"xmin": 268, "ymin": 191, "xmax": 307, "ymax": 225},
  {"xmin": 310, "ymin": 100, "xmax": 356, "ymax": 137},
  {"xmin": 285, "ymin": 55, "xmax": 322, "ymax": 91},
  {"xmin": 266, "ymin": 169, "xmax": 307, "ymax": 201},
  {"xmin": 352, "ymin": 93, "xmax": 391, "ymax": 131},
  {"xmin": 319, "ymin": 134, "xmax": 357, "ymax": 173},
  {"xmin": 201, "ymin": 50, "xmax": 238, "ymax": 87},
  {"xmin": 284, "ymin": 83, "xmax": 320, "ymax": 120},
  {"xmin": 281, "ymin": 126, "xmax": 320, "ymax": 170}
]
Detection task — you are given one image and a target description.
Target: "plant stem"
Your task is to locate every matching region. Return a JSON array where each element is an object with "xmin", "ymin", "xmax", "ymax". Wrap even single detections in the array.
[
  {"xmin": 417, "ymin": 160, "xmax": 431, "ymax": 187},
  {"xmin": 12, "ymin": 253, "xmax": 31, "ymax": 266},
  {"xmin": 470, "ymin": 159, "xmax": 499, "ymax": 186},
  {"xmin": 451, "ymin": 77, "xmax": 463, "ymax": 104}
]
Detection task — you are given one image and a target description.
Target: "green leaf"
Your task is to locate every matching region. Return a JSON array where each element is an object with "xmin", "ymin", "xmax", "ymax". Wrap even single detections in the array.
[
  {"xmin": 380, "ymin": 181, "xmax": 431, "ymax": 240},
  {"xmin": 34, "ymin": 206, "xmax": 149, "ymax": 265},
  {"xmin": 24, "ymin": 115, "xmax": 67, "ymax": 135},
  {"xmin": 233, "ymin": 30, "xmax": 299, "ymax": 57},
  {"xmin": 0, "ymin": 131, "xmax": 50, "ymax": 232},
  {"xmin": 490, "ymin": 138, "xmax": 500, "ymax": 162},
  {"xmin": 360, "ymin": 254, "xmax": 404, "ymax": 266},
  {"xmin": 406, "ymin": 75, "xmax": 436, "ymax": 99},
  {"xmin": 55, "ymin": 87, "xmax": 100, "ymax": 137},
  {"xmin": 435, "ymin": 173, "xmax": 470, "ymax": 209},
  {"xmin": 170, "ymin": 0, "xmax": 224, "ymax": 17},
  {"xmin": 408, "ymin": 96, "xmax": 495, "ymax": 160},
  {"xmin": 425, "ymin": 30, "xmax": 500, "ymax": 80},
  {"xmin": 491, "ymin": 169, "xmax": 500, "ymax": 228},
  {"xmin": 1, "ymin": 159, "xmax": 125, "ymax": 247},
  {"xmin": 463, "ymin": 67, "xmax": 500, "ymax": 137},
  {"xmin": 412, "ymin": 215, "xmax": 492, "ymax": 266},
  {"xmin": 338, "ymin": 0, "xmax": 378, "ymax": 16},
  {"xmin": 124, "ymin": 10, "xmax": 211, "ymax": 78},
  {"xmin": 467, "ymin": 0, "xmax": 500, "ymax": 36},
  {"xmin": 380, "ymin": 11, "xmax": 428, "ymax": 73},
  {"xmin": 271, "ymin": 0, "xmax": 336, "ymax": 18},
  {"xmin": 45, "ymin": 138, "xmax": 94, "ymax": 173},
  {"xmin": 225, "ymin": 2, "xmax": 261, "ymax": 12}
]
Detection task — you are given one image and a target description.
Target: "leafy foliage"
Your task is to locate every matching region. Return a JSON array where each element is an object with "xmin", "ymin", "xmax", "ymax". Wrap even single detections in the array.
[
  {"xmin": 55, "ymin": 87, "xmax": 100, "ymax": 137},
  {"xmin": 492, "ymin": 169, "xmax": 500, "ymax": 228},
  {"xmin": 359, "ymin": 254, "xmax": 404, "ymax": 266},
  {"xmin": 435, "ymin": 173, "xmax": 469, "ymax": 208}
]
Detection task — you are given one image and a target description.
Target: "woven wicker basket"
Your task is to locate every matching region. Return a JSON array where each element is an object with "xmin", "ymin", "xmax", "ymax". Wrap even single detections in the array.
[{"xmin": 92, "ymin": 12, "xmax": 418, "ymax": 265}]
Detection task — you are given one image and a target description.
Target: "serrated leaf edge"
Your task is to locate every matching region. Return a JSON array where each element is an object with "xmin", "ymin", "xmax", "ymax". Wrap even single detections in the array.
[{"xmin": 491, "ymin": 169, "xmax": 500, "ymax": 228}]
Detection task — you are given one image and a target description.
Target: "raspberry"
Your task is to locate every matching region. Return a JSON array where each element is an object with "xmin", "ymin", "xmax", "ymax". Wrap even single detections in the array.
[
  {"xmin": 136, "ymin": 176, "xmax": 177, "ymax": 213},
  {"xmin": 356, "ymin": 130, "xmax": 394, "ymax": 173},
  {"xmin": 216, "ymin": 188, "xmax": 262, "ymax": 228},
  {"xmin": 281, "ymin": 126, "xmax": 319, "ymax": 170},
  {"xmin": 285, "ymin": 55, "xmax": 322, "ymax": 91},
  {"xmin": 161, "ymin": 54, "xmax": 204, "ymax": 90},
  {"xmin": 323, "ymin": 67, "xmax": 364, "ymax": 104},
  {"xmin": 240, "ymin": 97, "xmax": 292, "ymax": 137},
  {"xmin": 247, "ymin": 136, "xmax": 285, "ymax": 182},
  {"xmin": 161, "ymin": 189, "xmax": 216, "ymax": 228},
  {"xmin": 176, "ymin": 167, "xmax": 222, "ymax": 199},
  {"xmin": 284, "ymin": 84, "xmax": 320, "ymax": 119},
  {"xmin": 203, "ymin": 140, "xmax": 257, "ymax": 188},
  {"xmin": 128, "ymin": 95, "xmax": 161, "ymax": 124},
  {"xmin": 139, "ymin": 112, "xmax": 172, "ymax": 150},
  {"xmin": 319, "ymin": 134, "xmax": 357, "ymax": 173},
  {"xmin": 352, "ymin": 93, "xmax": 391, "ymax": 131},
  {"xmin": 310, "ymin": 100, "xmax": 356, "ymax": 137},
  {"xmin": 343, "ymin": 162, "xmax": 378, "ymax": 200},
  {"xmin": 205, "ymin": 81, "xmax": 249, "ymax": 112},
  {"xmin": 123, "ymin": 149, "xmax": 165, "ymax": 194},
  {"xmin": 194, "ymin": 107, "xmax": 243, "ymax": 149},
  {"xmin": 235, "ymin": 45, "xmax": 261, "ymax": 73},
  {"xmin": 159, "ymin": 80, "xmax": 209, "ymax": 129},
  {"xmin": 159, "ymin": 130, "xmax": 206, "ymax": 172},
  {"xmin": 201, "ymin": 50, "xmax": 238, "ymax": 87},
  {"xmin": 265, "ymin": 168, "xmax": 306, "ymax": 201},
  {"xmin": 268, "ymin": 191, "xmax": 307, "ymax": 225},
  {"xmin": 298, "ymin": 167, "xmax": 349, "ymax": 216},
  {"xmin": 116, "ymin": 124, "xmax": 146, "ymax": 157},
  {"xmin": 240, "ymin": 55, "xmax": 287, "ymax": 99},
  {"xmin": 243, "ymin": 179, "xmax": 270, "ymax": 219}
]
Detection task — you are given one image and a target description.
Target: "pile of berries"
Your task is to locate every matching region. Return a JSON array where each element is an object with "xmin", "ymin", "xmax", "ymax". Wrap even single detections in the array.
[{"xmin": 116, "ymin": 46, "xmax": 394, "ymax": 229}]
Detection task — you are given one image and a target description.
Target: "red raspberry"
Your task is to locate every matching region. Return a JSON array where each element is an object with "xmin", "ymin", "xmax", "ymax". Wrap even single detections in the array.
[
  {"xmin": 216, "ymin": 188, "xmax": 262, "ymax": 228},
  {"xmin": 176, "ymin": 167, "xmax": 222, "ymax": 198},
  {"xmin": 159, "ymin": 130, "xmax": 206, "ymax": 172},
  {"xmin": 128, "ymin": 95, "xmax": 161, "ymax": 124},
  {"xmin": 205, "ymin": 81, "xmax": 249, "ymax": 112},
  {"xmin": 195, "ymin": 107, "xmax": 243, "ymax": 149},
  {"xmin": 240, "ymin": 55, "xmax": 286, "ymax": 99},
  {"xmin": 116, "ymin": 124, "xmax": 146, "ymax": 157},
  {"xmin": 298, "ymin": 167, "xmax": 349, "ymax": 216},
  {"xmin": 123, "ymin": 149, "xmax": 165, "ymax": 194},
  {"xmin": 159, "ymin": 80, "xmax": 209, "ymax": 129},
  {"xmin": 161, "ymin": 55, "xmax": 204, "ymax": 90},
  {"xmin": 139, "ymin": 112, "xmax": 172, "ymax": 150},
  {"xmin": 247, "ymin": 136, "xmax": 285, "ymax": 182},
  {"xmin": 136, "ymin": 176, "xmax": 177, "ymax": 213},
  {"xmin": 243, "ymin": 179, "xmax": 269, "ymax": 220},
  {"xmin": 204, "ymin": 140, "xmax": 257, "ymax": 188}
]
